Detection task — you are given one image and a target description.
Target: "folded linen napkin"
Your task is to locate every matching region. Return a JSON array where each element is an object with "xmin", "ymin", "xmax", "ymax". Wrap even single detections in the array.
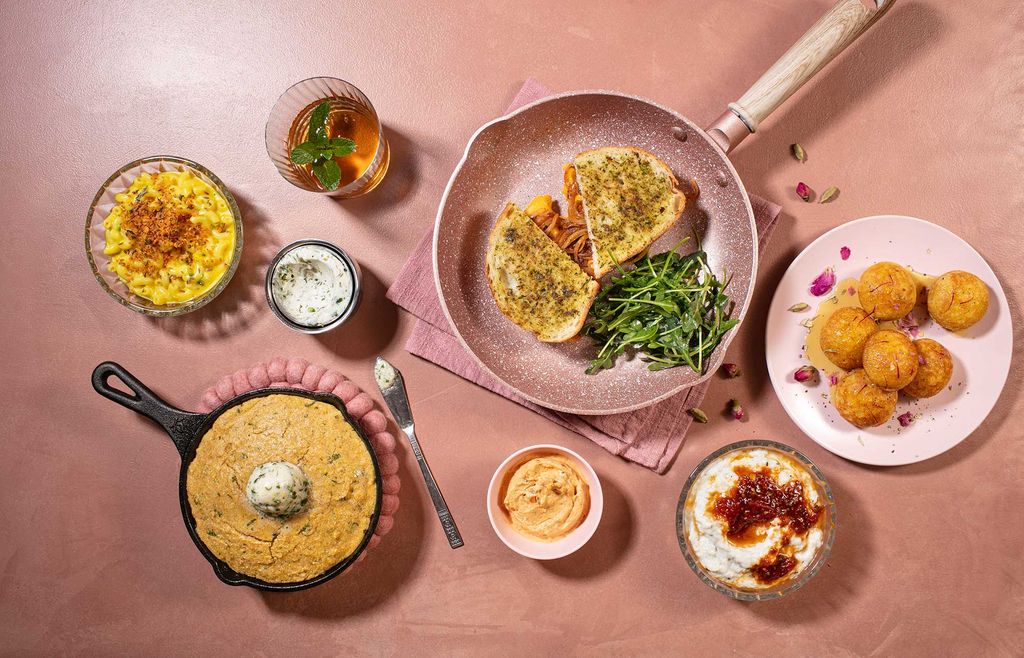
[{"xmin": 387, "ymin": 79, "xmax": 782, "ymax": 473}]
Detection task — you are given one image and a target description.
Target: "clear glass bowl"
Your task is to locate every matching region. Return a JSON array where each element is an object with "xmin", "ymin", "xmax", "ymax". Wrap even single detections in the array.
[
  {"xmin": 265, "ymin": 77, "xmax": 390, "ymax": 198},
  {"xmin": 675, "ymin": 440, "xmax": 837, "ymax": 601},
  {"xmin": 84, "ymin": 156, "xmax": 244, "ymax": 317}
]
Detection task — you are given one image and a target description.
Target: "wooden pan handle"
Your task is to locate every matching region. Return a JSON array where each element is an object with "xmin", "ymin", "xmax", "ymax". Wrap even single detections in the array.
[{"xmin": 729, "ymin": 0, "xmax": 892, "ymax": 132}]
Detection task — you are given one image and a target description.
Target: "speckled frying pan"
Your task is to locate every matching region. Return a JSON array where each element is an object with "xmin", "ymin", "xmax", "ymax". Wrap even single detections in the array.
[
  {"xmin": 91, "ymin": 362, "xmax": 382, "ymax": 591},
  {"xmin": 434, "ymin": 0, "xmax": 891, "ymax": 414}
]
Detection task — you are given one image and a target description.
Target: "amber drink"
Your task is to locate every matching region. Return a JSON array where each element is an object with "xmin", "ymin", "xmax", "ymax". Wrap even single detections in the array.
[{"xmin": 266, "ymin": 78, "xmax": 389, "ymax": 198}]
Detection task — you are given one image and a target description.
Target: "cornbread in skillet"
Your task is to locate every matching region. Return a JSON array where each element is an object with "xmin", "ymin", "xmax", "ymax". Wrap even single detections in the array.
[
  {"xmin": 186, "ymin": 394, "xmax": 376, "ymax": 583},
  {"xmin": 485, "ymin": 202, "xmax": 600, "ymax": 342},
  {"xmin": 572, "ymin": 147, "xmax": 685, "ymax": 278}
]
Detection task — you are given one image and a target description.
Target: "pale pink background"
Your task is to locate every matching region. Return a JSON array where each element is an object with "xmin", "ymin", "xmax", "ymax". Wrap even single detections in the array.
[{"xmin": 1, "ymin": 0, "xmax": 1022, "ymax": 655}]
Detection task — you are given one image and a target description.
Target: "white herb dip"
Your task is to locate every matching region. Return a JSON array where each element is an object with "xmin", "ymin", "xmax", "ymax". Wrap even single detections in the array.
[{"xmin": 271, "ymin": 244, "xmax": 353, "ymax": 327}]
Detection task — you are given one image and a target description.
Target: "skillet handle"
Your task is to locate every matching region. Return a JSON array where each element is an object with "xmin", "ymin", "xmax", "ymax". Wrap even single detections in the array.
[
  {"xmin": 91, "ymin": 362, "xmax": 204, "ymax": 458},
  {"xmin": 708, "ymin": 0, "xmax": 893, "ymax": 152}
]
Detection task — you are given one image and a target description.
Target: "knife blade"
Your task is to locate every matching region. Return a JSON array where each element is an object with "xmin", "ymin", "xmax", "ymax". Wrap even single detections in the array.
[{"xmin": 374, "ymin": 357, "xmax": 464, "ymax": 549}]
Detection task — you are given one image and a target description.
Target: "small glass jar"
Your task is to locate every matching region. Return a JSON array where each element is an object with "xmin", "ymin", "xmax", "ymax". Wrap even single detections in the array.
[{"xmin": 265, "ymin": 77, "xmax": 389, "ymax": 198}]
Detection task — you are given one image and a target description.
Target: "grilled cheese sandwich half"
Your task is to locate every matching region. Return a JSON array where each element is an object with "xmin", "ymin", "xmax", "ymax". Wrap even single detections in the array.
[
  {"xmin": 485, "ymin": 203, "xmax": 600, "ymax": 342},
  {"xmin": 571, "ymin": 146, "xmax": 686, "ymax": 278}
]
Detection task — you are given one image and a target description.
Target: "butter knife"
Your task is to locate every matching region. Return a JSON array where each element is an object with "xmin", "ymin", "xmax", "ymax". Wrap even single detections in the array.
[{"xmin": 374, "ymin": 357, "xmax": 464, "ymax": 549}]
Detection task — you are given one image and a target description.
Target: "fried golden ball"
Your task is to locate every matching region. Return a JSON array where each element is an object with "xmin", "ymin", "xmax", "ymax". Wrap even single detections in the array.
[
  {"xmin": 862, "ymin": 330, "xmax": 919, "ymax": 390},
  {"xmin": 819, "ymin": 307, "xmax": 878, "ymax": 370},
  {"xmin": 927, "ymin": 270, "xmax": 989, "ymax": 332},
  {"xmin": 831, "ymin": 369, "xmax": 898, "ymax": 428},
  {"xmin": 903, "ymin": 338, "xmax": 953, "ymax": 398},
  {"xmin": 858, "ymin": 262, "xmax": 918, "ymax": 321}
]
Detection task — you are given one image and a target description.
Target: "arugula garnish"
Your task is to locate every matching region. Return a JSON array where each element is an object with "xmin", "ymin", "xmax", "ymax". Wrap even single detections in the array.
[
  {"xmin": 289, "ymin": 101, "xmax": 356, "ymax": 191},
  {"xmin": 582, "ymin": 242, "xmax": 738, "ymax": 375}
]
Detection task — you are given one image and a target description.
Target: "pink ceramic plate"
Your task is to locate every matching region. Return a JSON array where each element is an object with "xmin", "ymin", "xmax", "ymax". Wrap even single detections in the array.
[{"xmin": 765, "ymin": 216, "xmax": 1012, "ymax": 466}]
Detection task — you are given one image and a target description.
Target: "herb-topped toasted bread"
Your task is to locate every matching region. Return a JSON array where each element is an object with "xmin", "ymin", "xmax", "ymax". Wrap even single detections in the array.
[
  {"xmin": 485, "ymin": 203, "xmax": 600, "ymax": 343},
  {"xmin": 571, "ymin": 147, "xmax": 686, "ymax": 278}
]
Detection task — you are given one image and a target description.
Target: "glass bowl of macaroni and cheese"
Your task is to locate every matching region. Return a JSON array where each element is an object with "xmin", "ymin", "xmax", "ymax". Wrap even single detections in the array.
[{"xmin": 85, "ymin": 156, "xmax": 243, "ymax": 316}]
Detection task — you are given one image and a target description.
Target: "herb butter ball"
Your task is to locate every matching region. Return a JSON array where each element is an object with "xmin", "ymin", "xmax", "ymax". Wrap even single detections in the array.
[
  {"xmin": 862, "ymin": 330, "xmax": 919, "ymax": 391},
  {"xmin": 927, "ymin": 270, "xmax": 989, "ymax": 332},
  {"xmin": 903, "ymin": 338, "xmax": 954, "ymax": 398},
  {"xmin": 819, "ymin": 307, "xmax": 878, "ymax": 370},
  {"xmin": 246, "ymin": 461, "xmax": 310, "ymax": 517},
  {"xmin": 858, "ymin": 262, "xmax": 918, "ymax": 321},
  {"xmin": 831, "ymin": 369, "xmax": 898, "ymax": 428}
]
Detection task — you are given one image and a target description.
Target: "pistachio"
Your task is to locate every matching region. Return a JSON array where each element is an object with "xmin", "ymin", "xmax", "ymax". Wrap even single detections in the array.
[{"xmin": 687, "ymin": 408, "xmax": 709, "ymax": 424}]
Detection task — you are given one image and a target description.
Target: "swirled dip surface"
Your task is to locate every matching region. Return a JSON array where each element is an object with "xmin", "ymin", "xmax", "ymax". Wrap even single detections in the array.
[
  {"xmin": 502, "ymin": 454, "xmax": 590, "ymax": 541},
  {"xmin": 187, "ymin": 395, "xmax": 376, "ymax": 583},
  {"xmin": 686, "ymin": 449, "xmax": 824, "ymax": 590},
  {"xmin": 271, "ymin": 244, "xmax": 353, "ymax": 327}
]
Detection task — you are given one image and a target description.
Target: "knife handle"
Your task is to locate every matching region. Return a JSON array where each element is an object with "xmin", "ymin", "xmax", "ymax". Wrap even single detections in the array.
[{"xmin": 406, "ymin": 426, "xmax": 464, "ymax": 549}]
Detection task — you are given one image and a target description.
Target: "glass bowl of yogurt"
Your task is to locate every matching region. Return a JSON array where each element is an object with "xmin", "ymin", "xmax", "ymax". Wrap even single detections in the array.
[
  {"xmin": 676, "ymin": 440, "xmax": 837, "ymax": 601},
  {"xmin": 266, "ymin": 239, "xmax": 362, "ymax": 333}
]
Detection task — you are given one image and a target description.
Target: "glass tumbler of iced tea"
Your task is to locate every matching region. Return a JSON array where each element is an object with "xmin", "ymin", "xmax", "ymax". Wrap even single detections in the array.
[{"xmin": 266, "ymin": 77, "xmax": 390, "ymax": 198}]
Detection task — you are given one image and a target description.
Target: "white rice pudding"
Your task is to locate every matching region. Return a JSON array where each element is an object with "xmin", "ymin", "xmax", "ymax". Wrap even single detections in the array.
[{"xmin": 686, "ymin": 448, "xmax": 824, "ymax": 590}]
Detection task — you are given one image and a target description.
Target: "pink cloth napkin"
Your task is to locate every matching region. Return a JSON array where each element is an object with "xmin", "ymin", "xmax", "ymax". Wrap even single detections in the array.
[{"xmin": 387, "ymin": 80, "xmax": 782, "ymax": 473}]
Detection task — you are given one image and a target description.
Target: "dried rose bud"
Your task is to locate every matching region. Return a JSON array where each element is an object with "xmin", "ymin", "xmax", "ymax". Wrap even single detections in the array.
[
  {"xmin": 721, "ymin": 363, "xmax": 742, "ymax": 378},
  {"xmin": 794, "ymin": 365, "xmax": 818, "ymax": 383},
  {"xmin": 809, "ymin": 267, "xmax": 836, "ymax": 296},
  {"xmin": 687, "ymin": 408, "xmax": 709, "ymax": 424},
  {"xmin": 728, "ymin": 399, "xmax": 745, "ymax": 421},
  {"xmin": 796, "ymin": 182, "xmax": 812, "ymax": 202},
  {"xmin": 897, "ymin": 412, "xmax": 915, "ymax": 428},
  {"xmin": 840, "ymin": 246, "xmax": 851, "ymax": 261},
  {"xmin": 829, "ymin": 373, "xmax": 839, "ymax": 386}
]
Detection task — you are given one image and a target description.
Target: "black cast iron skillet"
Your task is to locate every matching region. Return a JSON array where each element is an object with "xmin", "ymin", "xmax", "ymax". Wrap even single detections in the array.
[{"xmin": 91, "ymin": 361, "xmax": 383, "ymax": 592}]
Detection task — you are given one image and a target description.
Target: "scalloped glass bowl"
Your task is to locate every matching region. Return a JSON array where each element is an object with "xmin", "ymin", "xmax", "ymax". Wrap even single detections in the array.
[
  {"xmin": 85, "ymin": 156, "xmax": 243, "ymax": 316},
  {"xmin": 675, "ymin": 440, "xmax": 837, "ymax": 601}
]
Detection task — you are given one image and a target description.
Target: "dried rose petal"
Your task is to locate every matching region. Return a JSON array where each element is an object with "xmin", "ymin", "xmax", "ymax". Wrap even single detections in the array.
[
  {"xmin": 794, "ymin": 365, "xmax": 818, "ymax": 383},
  {"xmin": 721, "ymin": 363, "xmax": 742, "ymax": 378},
  {"xmin": 918, "ymin": 354, "xmax": 926, "ymax": 365},
  {"xmin": 896, "ymin": 313, "xmax": 920, "ymax": 338},
  {"xmin": 897, "ymin": 412, "xmax": 915, "ymax": 428},
  {"xmin": 728, "ymin": 399, "xmax": 745, "ymax": 421},
  {"xmin": 847, "ymin": 286, "xmax": 857, "ymax": 296},
  {"xmin": 829, "ymin": 373, "xmax": 839, "ymax": 386},
  {"xmin": 809, "ymin": 267, "xmax": 836, "ymax": 296},
  {"xmin": 796, "ymin": 182, "xmax": 812, "ymax": 202},
  {"xmin": 840, "ymin": 246, "xmax": 851, "ymax": 260}
]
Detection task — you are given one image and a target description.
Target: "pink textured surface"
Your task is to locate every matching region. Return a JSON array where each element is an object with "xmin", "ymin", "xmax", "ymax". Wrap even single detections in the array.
[
  {"xmin": 388, "ymin": 79, "xmax": 781, "ymax": 471},
  {"xmin": 1, "ymin": 1, "xmax": 1022, "ymax": 655},
  {"xmin": 198, "ymin": 357, "xmax": 401, "ymax": 561}
]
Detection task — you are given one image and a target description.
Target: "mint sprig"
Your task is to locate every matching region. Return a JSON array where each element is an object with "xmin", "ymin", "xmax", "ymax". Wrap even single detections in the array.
[{"xmin": 289, "ymin": 101, "xmax": 357, "ymax": 191}]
